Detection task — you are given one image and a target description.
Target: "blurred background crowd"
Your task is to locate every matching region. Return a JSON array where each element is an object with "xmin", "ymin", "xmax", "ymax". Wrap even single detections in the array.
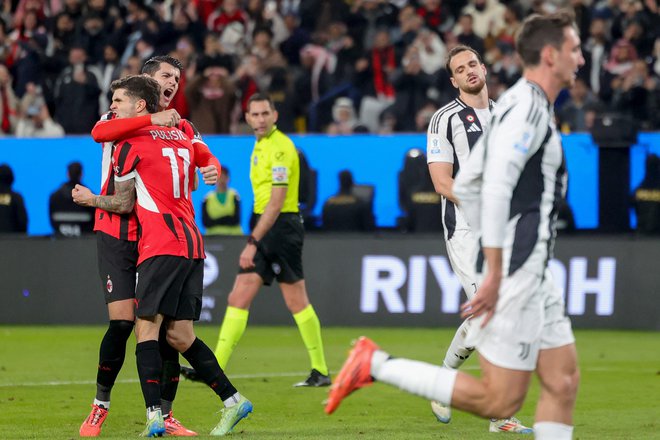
[{"xmin": 1, "ymin": 0, "xmax": 660, "ymax": 138}]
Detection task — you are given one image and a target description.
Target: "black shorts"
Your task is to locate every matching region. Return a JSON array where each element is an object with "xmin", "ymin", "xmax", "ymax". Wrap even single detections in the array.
[
  {"xmin": 96, "ymin": 231, "xmax": 138, "ymax": 304},
  {"xmin": 241, "ymin": 213, "xmax": 304, "ymax": 286},
  {"xmin": 135, "ymin": 256, "xmax": 203, "ymax": 320}
]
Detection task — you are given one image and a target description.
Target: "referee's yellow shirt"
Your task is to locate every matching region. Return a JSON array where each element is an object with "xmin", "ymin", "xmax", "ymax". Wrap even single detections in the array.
[{"xmin": 250, "ymin": 126, "xmax": 300, "ymax": 214}]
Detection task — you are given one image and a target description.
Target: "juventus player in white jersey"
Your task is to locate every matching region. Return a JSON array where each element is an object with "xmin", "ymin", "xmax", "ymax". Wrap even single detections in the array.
[
  {"xmin": 326, "ymin": 12, "xmax": 582, "ymax": 440},
  {"xmin": 426, "ymin": 45, "xmax": 531, "ymax": 434}
]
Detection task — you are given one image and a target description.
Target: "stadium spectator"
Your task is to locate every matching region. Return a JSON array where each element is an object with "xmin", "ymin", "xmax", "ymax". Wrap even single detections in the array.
[
  {"xmin": 279, "ymin": 11, "xmax": 310, "ymax": 66},
  {"xmin": 558, "ymin": 76, "xmax": 601, "ymax": 132},
  {"xmin": 322, "ymin": 169, "xmax": 375, "ymax": 232},
  {"xmin": 206, "ymin": 0, "xmax": 247, "ymax": 34},
  {"xmin": 186, "ymin": 59, "xmax": 237, "ymax": 134},
  {"xmin": 455, "ymin": 13, "xmax": 485, "ymax": 56},
  {"xmin": 48, "ymin": 161, "xmax": 94, "ymax": 237},
  {"xmin": 325, "ymin": 96, "xmax": 368, "ymax": 134},
  {"xmin": 611, "ymin": 58, "xmax": 660, "ymax": 128},
  {"xmin": 355, "ymin": 29, "xmax": 398, "ymax": 132},
  {"xmin": 582, "ymin": 17, "xmax": 610, "ymax": 94},
  {"xmin": 460, "ymin": 0, "xmax": 506, "ymax": 40},
  {"xmin": 0, "ymin": 64, "xmax": 18, "ymax": 136},
  {"xmin": 0, "ymin": 163, "xmax": 28, "ymax": 234},
  {"xmin": 15, "ymin": 90, "xmax": 65, "ymax": 137},
  {"xmin": 202, "ymin": 166, "xmax": 244, "ymax": 236},
  {"xmin": 53, "ymin": 45, "xmax": 101, "ymax": 133},
  {"xmin": 416, "ymin": 0, "xmax": 455, "ymax": 36},
  {"xmin": 633, "ymin": 153, "xmax": 660, "ymax": 235}
]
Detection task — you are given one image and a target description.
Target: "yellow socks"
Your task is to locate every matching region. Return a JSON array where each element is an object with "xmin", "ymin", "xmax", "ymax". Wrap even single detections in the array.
[
  {"xmin": 213, "ymin": 306, "xmax": 249, "ymax": 370},
  {"xmin": 293, "ymin": 305, "xmax": 328, "ymax": 375}
]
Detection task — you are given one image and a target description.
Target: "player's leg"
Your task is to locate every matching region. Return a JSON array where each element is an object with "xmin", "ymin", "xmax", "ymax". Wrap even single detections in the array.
[
  {"xmin": 80, "ymin": 234, "xmax": 137, "ymax": 437},
  {"xmin": 213, "ymin": 272, "xmax": 262, "ymax": 368},
  {"xmin": 167, "ymin": 319, "xmax": 253, "ymax": 436},
  {"xmin": 533, "ymin": 344, "xmax": 579, "ymax": 439},
  {"xmin": 533, "ymin": 271, "xmax": 579, "ymax": 439},
  {"xmin": 135, "ymin": 315, "xmax": 166, "ymax": 437},
  {"xmin": 280, "ymin": 279, "xmax": 331, "ymax": 386},
  {"xmin": 326, "ymin": 336, "xmax": 531, "ymax": 419},
  {"xmin": 158, "ymin": 322, "xmax": 197, "ymax": 436}
]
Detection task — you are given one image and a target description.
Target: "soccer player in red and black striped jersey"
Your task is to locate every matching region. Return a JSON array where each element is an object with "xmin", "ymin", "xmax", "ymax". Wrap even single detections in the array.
[
  {"xmin": 76, "ymin": 76, "xmax": 252, "ymax": 436},
  {"xmin": 75, "ymin": 56, "xmax": 218, "ymax": 437}
]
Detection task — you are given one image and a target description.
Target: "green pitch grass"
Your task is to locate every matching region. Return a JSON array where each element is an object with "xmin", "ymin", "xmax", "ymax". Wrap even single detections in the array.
[{"xmin": 0, "ymin": 326, "xmax": 658, "ymax": 439}]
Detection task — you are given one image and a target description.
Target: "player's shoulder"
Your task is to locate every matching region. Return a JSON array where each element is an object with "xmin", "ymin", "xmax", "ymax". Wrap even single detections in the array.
[
  {"xmin": 178, "ymin": 119, "xmax": 204, "ymax": 142},
  {"xmin": 493, "ymin": 80, "xmax": 550, "ymax": 124},
  {"xmin": 428, "ymin": 98, "xmax": 465, "ymax": 134}
]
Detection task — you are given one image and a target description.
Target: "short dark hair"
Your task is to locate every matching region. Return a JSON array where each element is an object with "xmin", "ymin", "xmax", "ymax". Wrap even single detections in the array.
[
  {"xmin": 246, "ymin": 93, "xmax": 275, "ymax": 112},
  {"xmin": 516, "ymin": 11, "xmax": 577, "ymax": 67},
  {"xmin": 141, "ymin": 55, "xmax": 184, "ymax": 76},
  {"xmin": 0, "ymin": 163, "xmax": 14, "ymax": 187},
  {"xmin": 445, "ymin": 45, "xmax": 484, "ymax": 76},
  {"xmin": 110, "ymin": 75, "xmax": 160, "ymax": 113}
]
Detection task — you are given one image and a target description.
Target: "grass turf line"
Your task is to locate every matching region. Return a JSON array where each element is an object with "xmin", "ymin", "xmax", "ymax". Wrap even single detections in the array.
[{"xmin": 0, "ymin": 326, "xmax": 658, "ymax": 439}]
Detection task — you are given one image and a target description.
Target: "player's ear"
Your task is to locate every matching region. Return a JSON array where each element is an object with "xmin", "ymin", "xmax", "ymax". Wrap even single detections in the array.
[
  {"xmin": 273, "ymin": 110, "xmax": 279, "ymax": 123},
  {"xmin": 136, "ymin": 98, "xmax": 147, "ymax": 114},
  {"xmin": 540, "ymin": 45, "xmax": 556, "ymax": 67},
  {"xmin": 450, "ymin": 76, "xmax": 458, "ymax": 89}
]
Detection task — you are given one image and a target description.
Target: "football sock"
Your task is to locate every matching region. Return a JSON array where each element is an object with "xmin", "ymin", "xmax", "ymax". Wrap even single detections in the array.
[
  {"xmin": 213, "ymin": 306, "xmax": 249, "ymax": 369},
  {"xmin": 222, "ymin": 392, "xmax": 242, "ymax": 408},
  {"xmin": 293, "ymin": 305, "xmax": 328, "ymax": 375},
  {"xmin": 371, "ymin": 351, "xmax": 458, "ymax": 406},
  {"xmin": 442, "ymin": 319, "xmax": 475, "ymax": 370},
  {"xmin": 136, "ymin": 340, "xmax": 163, "ymax": 408},
  {"xmin": 183, "ymin": 338, "xmax": 238, "ymax": 401},
  {"xmin": 96, "ymin": 319, "xmax": 134, "ymax": 402},
  {"xmin": 533, "ymin": 422, "xmax": 574, "ymax": 439},
  {"xmin": 158, "ymin": 325, "xmax": 180, "ymax": 410},
  {"xmin": 93, "ymin": 399, "xmax": 110, "ymax": 410}
]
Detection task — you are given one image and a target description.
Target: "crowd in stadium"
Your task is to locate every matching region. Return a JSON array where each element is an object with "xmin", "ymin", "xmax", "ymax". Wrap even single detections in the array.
[{"xmin": 0, "ymin": 0, "xmax": 659, "ymax": 137}]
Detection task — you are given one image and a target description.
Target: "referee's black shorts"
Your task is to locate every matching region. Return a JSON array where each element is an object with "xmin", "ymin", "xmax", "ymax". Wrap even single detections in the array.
[
  {"xmin": 241, "ymin": 213, "xmax": 304, "ymax": 286},
  {"xmin": 96, "ymin": 231, "xmax": 138, "ymax": 304},
  {"xmin": 135, "ymin": 256, "xmax": 204, "ymax": 320}
]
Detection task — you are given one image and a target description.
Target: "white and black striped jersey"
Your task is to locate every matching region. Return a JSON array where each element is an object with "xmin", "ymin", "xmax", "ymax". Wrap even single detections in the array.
[
  {"xmin": 453, "ymin": 78, "xmax": 568, "ymax": 277},
  {"xmin": 427, "ymin": 97, "xmax": 494, "ymax": 241}
]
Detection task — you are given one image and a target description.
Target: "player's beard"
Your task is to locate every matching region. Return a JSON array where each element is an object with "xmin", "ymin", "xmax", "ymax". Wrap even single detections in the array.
[{"xmin": 463, "ymin": 77, "xmax": 486, "ymax": 95}]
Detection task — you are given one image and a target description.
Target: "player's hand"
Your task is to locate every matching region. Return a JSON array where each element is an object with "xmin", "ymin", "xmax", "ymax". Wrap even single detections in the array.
[
  {"xmin": 150, "ymin": 109, "xmax": 181, "ymax": 127},
  {"xmin": 239, "ymin": 244, "xmax": 257, "ymax": 270},
  {"xmin": 460, "ymin": 271, "xmax": 500, "ymax": 327},
  {"xmin": 199, "ymin": 165, "xmax": 218, "ymax": 185},
  {"xmin": 72, "ymin": 184, "xmax": 96, "ymax": 207}
]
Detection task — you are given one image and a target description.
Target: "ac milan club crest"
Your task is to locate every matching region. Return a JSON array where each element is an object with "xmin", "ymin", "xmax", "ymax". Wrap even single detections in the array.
[{"xmin": 106, "ymin": 275, "xmax": 113, "ymax": 293}]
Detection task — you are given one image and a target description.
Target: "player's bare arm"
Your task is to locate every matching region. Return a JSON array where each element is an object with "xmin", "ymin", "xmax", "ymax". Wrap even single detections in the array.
[
  {"xmin": 72, "ymin": 180, "xmax": 136, "ymax": 214},
  {"xmin": 429, "ymin": 162, "xmax": 458, "ymax": 203},
  {"xmin": 239, "ymin": 186, "xmax": 286, "ymax": 269}
]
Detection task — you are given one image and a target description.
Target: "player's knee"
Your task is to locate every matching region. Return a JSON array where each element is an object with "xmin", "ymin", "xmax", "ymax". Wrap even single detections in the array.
[
  {"xmin": 165, "ymin": 330, "xmax": 189, "ymax": 353},
  {"xmin": 547, "ymin": 368, "xmax": 580, "ymax": 404},
  {"xmin": 108, "ymin": 319, "xmax": 134, "ymax": 339}
]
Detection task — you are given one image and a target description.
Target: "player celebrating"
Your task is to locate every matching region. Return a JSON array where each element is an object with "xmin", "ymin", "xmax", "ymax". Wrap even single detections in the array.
[
  {"xmin": 77, "ymin": 56, "xmax": 218, "ymax": 437},
  {"xmin": 426, "ymin": 45, "xmax": 531, "ymax": 433},
  {"xmin": 326, "ymin": 11, "xmax": 582, "ymax": 440},
  {"xmin": 75, "ymin": 75, "xmax": 252, "ymax": 437}
]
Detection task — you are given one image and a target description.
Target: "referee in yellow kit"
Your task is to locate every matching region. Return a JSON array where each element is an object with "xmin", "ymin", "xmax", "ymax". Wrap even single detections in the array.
[{"xmin": 184, "ymin": 93, "xmax": 330, "ymax": 387}]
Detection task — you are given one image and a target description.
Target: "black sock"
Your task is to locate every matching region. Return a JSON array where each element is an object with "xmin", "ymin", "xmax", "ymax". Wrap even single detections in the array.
[
  {"xmin": 96, "ymin": 319, "xmax": 134, "ymax": 401},
  {"xmin": 182, "ymin": 338, "xmax": 237, "ymax": 401},
  {"xmin": 136, "ymin": 340, "xmax": 163, "ymax": 408},
  {"xmin": 159, "ymin": 325, "xmax": 180, "ymax": 411}
]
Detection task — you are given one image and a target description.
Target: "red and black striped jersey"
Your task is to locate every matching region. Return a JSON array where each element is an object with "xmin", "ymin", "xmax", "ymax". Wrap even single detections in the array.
[
  {"xmin": 91, "ymin": 113, "xmax": 220, "ymax": 242},
  {"xmin": 113, "ymin": 125, "xmax": 205, "ymax": 265}
]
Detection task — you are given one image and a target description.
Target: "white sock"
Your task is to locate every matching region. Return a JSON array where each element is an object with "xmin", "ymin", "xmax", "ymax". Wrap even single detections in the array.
[
  {"xmin": 223, "ymin": 392, "xmax": 242, "ymax": 408},
  {"xmin": 146, "ymin": 406, "xmax": 161, "ymax": 420},
  {"xmin": 371, "ymin": 351, "xmax": 458, "ymax": 406},
  {"xmin": 534, "ymin": 422, "xmax": 574, "ymax": 439},
  {"xmin": 443, "ymin": 319, "xmax": 475, "ymax": 369},
  {"xmin": 93, "ymin": 399, "xmax": 110, "ymax": 409}
]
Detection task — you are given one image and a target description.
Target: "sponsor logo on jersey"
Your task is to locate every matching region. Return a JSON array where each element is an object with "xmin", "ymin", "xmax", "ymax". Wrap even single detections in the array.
[
  {"xmin": 514, "ymin": 132, "xmax": 532, "ymax": 153},
  {"xmin": 467, "ymin": 123, "xmax": 481, "ymax": 133},
  {"xmin": 272, "ymin": 166, "xmax": 287, "ymax": 182}
]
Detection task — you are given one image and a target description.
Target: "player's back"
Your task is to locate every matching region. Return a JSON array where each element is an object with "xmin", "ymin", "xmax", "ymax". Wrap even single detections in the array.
[{"xmin": 113, "ymin": 126, "xmax": 203, "ymax": 264}]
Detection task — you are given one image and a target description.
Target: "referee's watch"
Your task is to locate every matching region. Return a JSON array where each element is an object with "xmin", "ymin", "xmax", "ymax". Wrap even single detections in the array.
[{"xmin": 247, "ymin": 235, "xmax": 259, "ymax": 246}]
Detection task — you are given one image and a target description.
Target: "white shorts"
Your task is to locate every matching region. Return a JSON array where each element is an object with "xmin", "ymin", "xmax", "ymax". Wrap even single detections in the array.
[
  {"xmin": 465, "ymin": 268, "xmax": 575, "ymax": 371},
  {"xmin": 445, "ymin": 229, "xmax": 479, "ymax": 300}
]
